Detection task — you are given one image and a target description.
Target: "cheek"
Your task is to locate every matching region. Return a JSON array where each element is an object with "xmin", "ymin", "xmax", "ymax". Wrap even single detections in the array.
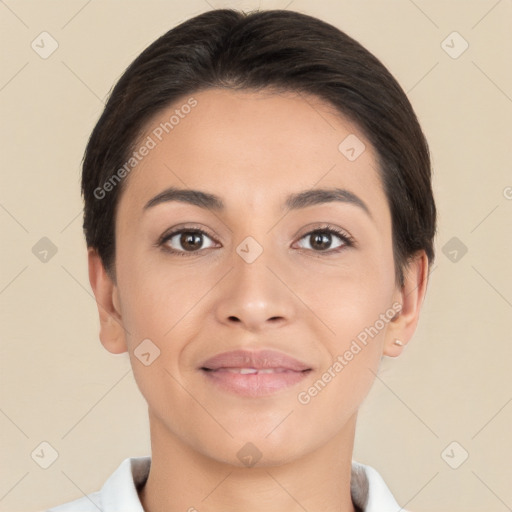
[
  {"xmin": 303, "ymin": 259, "xmax": 395, "ymax": 417},
  {"xmin": 115, "ymin": 254, "xmax": 218, "ymax": 397},
  {"xmin": 116, "ymin": 248, "xmax": 205, "ymax": 340},
  {"xmin": 311, "ymin": 254, "xmax": 396, "ymax": 346},
  {"xmin": 297, "ymin": 293, "xmax": 390, "ymax": 421}
]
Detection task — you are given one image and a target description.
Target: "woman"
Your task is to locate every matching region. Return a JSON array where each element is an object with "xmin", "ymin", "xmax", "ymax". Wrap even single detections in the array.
[{"xmin": 49, "ymin": 8, "xmax": 436, "ymax": 512}]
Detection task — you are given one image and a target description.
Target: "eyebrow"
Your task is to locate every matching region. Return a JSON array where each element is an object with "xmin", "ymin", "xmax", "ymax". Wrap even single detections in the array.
[{"xmin": 143, "ymin": 186, "xmax": 372, "ymax": 220}]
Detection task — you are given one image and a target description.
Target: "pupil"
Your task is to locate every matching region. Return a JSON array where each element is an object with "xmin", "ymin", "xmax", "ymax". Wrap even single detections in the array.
[
  {"xmin": 181, "ymin": 232, "xmax": 202, "ymax": 250},
  {"xmin": 312, "ymin": 232, "xmax": 331, "ymax": 250}
]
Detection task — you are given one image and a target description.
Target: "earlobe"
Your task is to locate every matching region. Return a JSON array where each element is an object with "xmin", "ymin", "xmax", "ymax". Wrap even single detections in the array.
[
  {"xmin": 87, "ymin": 248, "xmax": 128, "ymax": 354},
  {"xmin": 383, "ymin": 250, "xmax": 430, "ymax": 357}
]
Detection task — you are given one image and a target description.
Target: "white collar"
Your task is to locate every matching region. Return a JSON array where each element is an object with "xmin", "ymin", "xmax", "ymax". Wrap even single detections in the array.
[{"xmin": 48, "ymin": 456, "xmax": 407, "ymax": 512}]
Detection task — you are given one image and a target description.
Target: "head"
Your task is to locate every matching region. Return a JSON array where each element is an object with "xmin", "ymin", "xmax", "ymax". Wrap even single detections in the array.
[{"xmin": 85, "ymin": 9, "xmax": 436, "ymax": 466}]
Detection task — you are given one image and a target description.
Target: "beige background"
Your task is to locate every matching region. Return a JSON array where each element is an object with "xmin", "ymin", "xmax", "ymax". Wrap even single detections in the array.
[{"xmin": 1, "ymin": 1, "xmax": 511, "ymax": 511}]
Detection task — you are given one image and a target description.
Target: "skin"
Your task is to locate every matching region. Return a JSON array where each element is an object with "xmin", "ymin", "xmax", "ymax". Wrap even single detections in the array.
[{"xmin": 88, "ymin": 88, "xmax": 429, "ymax": 512}]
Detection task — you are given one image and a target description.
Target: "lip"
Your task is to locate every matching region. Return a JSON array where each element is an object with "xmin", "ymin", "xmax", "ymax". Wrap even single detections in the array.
[{"xmin": 200, "ymin": 349, "xmax": 312, "ymax": 397}]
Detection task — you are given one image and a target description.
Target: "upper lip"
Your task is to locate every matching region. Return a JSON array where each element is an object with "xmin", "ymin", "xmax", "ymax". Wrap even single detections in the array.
[{"xmin": 200, "ymin": 349, "xmax": 311, "ymax": 372}]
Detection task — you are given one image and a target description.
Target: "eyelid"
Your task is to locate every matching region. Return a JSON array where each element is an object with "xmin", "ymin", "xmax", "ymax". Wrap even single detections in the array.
[
  {"xmin": 294, "ymin": 223, "xmax": 355, "ymax": 247},
  {"xmin": 156, "ymin": 223, "xmax": 218, "ymax": 246}
]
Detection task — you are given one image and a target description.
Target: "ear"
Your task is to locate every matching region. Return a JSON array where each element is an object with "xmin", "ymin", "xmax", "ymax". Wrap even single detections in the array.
[
  {"xmin": 383, "ymin": 250, "xmax": 430, "ymax": 357},
  {"xmin": 87, "ymin": 247, "xmax": 128, "ymax": 354}
]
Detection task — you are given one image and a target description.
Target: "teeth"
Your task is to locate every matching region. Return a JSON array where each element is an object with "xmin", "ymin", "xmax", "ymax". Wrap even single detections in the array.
[{"xmin": 224, "ymin": 368, "xmax": 285, "ymax": 374}]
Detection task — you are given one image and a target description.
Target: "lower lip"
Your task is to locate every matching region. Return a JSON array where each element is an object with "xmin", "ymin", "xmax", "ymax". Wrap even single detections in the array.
[{"xmin": 201, "ymin": 369, "xmax": 311, "ymax": 397}]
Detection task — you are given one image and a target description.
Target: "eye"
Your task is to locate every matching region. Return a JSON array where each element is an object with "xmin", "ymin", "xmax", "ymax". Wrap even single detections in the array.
[
  {"xmin": 158, "ymin": 228, "xmax": 217, "ymax": 256},
  {"xmin": 157, "ymin": 224, "xmax": 354, "ymax": 257},
  {"xmin": 295, "ymin": 225, "xmax": 354, "ymax": 253}
]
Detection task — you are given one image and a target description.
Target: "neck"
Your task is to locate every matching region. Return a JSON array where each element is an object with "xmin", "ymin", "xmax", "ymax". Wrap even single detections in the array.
[{"xmin": 139, "ymin": 410, "xmax": 358, "ymax": 512}]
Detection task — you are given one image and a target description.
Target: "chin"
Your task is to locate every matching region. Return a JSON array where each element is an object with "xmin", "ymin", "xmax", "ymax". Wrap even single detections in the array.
[{"xmin": 209, "ymin": 442, "xmax": 307, "ymax": 469}]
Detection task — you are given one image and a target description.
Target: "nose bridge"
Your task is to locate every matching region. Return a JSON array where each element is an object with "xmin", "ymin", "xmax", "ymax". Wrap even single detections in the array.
[
  {"xmin": 215, "ymin": 229, "xmax": 295, "ymax": 330},
  {"xmin": 234, "ymin": 232, "xmax": 281, "ymax": 308}
]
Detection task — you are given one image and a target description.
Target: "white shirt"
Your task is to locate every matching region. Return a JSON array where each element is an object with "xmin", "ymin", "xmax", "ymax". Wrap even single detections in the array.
[{"xmin": 47, "ymin": 456, "xmax": 407, "ymax": 512}]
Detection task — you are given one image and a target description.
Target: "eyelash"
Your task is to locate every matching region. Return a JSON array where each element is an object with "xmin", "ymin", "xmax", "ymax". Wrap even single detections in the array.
[{"xmin": 156, "ymin": 224, "xmax": 355, "ymax": 257}]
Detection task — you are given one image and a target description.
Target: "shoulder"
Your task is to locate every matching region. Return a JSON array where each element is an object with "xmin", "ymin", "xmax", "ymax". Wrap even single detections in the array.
[
  {"xmin": 45, "ymin": 456, "xmax": 151, "ymax": 512},
  {"xmin": 351, "ymin": 460, "xmax": 410, "ymax": 512}
]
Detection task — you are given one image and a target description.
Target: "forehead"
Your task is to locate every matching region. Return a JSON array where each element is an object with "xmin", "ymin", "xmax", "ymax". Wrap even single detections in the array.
[{"xmin": 118, "ymin": 87, "xmax": 387, "ymax": 219}]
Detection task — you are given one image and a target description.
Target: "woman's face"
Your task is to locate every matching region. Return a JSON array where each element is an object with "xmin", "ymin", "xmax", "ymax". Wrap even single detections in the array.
[{"xmin": 96, "ymin": 88, "xmax": 420, "ymax": 466}]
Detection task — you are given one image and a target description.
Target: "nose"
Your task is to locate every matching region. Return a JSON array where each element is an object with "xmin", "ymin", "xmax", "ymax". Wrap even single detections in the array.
[{"xmin": 214, "ymin": 241, "xmax": 296, "ymax": 332}]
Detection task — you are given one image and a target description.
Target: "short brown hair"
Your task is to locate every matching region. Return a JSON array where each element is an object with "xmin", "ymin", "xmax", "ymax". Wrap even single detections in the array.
[{"xmin": 82, "ymin": 8, "xmax": 436, "ymax": 288}]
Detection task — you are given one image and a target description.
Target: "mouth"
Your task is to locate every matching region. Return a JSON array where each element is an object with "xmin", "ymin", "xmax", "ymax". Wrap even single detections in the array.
[{"xmin": 199, "ymin": 349, "xmax": 312, "ymax": 397}]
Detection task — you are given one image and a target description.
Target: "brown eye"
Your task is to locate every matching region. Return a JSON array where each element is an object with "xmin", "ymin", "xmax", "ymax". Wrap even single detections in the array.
[
  {"xmin": 296, "ymin": 228, "xmax": 352, "ymax": 253},
  {"xmin": 179, "ymin": 232, "xmax": 203, "ymax": 251},
  {"xmin": 161, "ymin": 229, "xmax": 216, "ymax": 254},
  {"xmin": 309, "ymin": 232, "xmax": 334, "ymax": 250}
]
